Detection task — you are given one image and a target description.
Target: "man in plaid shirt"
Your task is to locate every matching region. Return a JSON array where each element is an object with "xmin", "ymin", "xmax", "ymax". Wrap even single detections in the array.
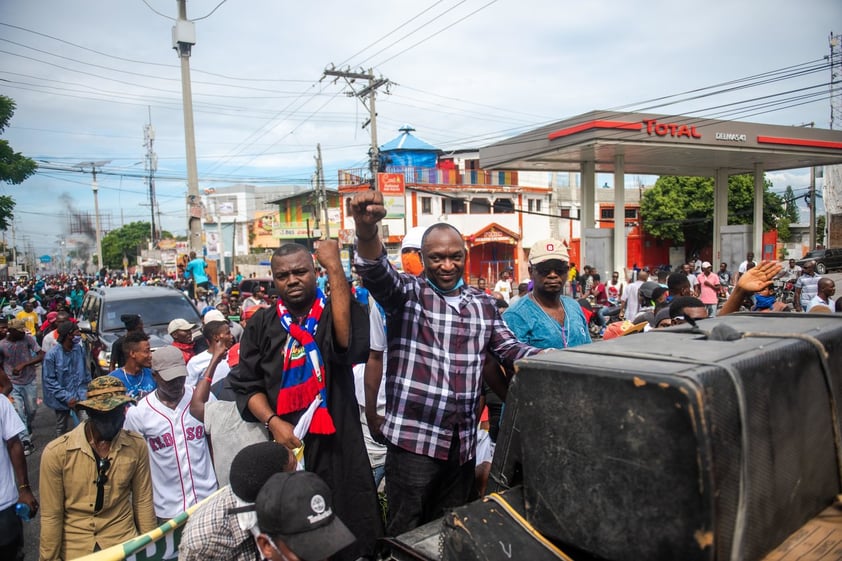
[{"xmin": 352, "ymin": 191, "xmax": 544, "ymax": 536}]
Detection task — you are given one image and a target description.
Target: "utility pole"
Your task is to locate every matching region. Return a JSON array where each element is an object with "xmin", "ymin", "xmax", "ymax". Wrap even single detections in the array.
[
  {"xmin": 810, "ymin": 164, "xmax": 817, "ymax": 249},
  {"xmin": 827, "ymin": 31, "xmax": 841, "ymax": 247},
  {"xmin": 173, "ymin": 0, "xmax": 202, "ymax": 252},
  {"xmin": 315, "ymin": 143, "xmax": 330, "ymax": 238},
  {"xmin": 322, "ymin": 66, "xmax": 391, "ymax": 191},
  {"xmin": 11, "ymin": 220, "xmax": 16, "ymax": 274},
  {"xmin": 144, "ymin": 108, "xmax": 158, "ymax": 246},
  {"xmin": 76, "ymin": 160, "xmax": 111, "ymax": 272}
]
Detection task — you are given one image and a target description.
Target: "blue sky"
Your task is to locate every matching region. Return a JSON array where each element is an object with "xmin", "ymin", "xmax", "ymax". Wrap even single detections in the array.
[{"xmin": 1, "ymin": 0, "xmax": 839, "ymax": 258}]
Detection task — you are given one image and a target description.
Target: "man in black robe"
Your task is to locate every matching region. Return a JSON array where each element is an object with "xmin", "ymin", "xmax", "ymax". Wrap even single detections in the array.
[{"xmin": 229, "ymin": 240, "xmax": 381, "ymax": 560}]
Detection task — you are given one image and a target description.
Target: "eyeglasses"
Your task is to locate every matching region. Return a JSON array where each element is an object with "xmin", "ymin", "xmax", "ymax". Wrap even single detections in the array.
[
  {"xmin": 534, "ymin": 264, "xmax": 569, "ymax": 277},
  {"xmin": 94, "ymin": 457, "xmax": 111, "ymax": 513}
]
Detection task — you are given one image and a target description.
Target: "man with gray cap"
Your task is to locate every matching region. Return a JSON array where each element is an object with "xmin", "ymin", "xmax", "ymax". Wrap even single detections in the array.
[
  {"xmin": 125, "ymin": 345, "xmax": 217, "ymax": 523},
  {"xmin": 40, "ymin": 376, "xmax": 156, "ymax": 560},
  {"xmin": 179, "ymin": 442, "xmax": 295, "ymax": 561},
  {"xmin": 255, "ymin": 471, "xmax": 356, "ymax": 561}
]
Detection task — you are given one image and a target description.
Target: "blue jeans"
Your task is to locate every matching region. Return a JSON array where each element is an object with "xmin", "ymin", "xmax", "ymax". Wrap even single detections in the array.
[
  {"xmin": 372, "ymin": 464, "xmax": 386, "ymax": 490},
  {"xmin": 11, "ymin": 381, "xmax": 37, "ymax": 442}
]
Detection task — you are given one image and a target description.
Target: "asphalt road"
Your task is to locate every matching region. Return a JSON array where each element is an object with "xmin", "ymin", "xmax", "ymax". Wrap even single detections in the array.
[{"xmin": 20, "ymin": 370, "xmax": 49, "ymax": 561}]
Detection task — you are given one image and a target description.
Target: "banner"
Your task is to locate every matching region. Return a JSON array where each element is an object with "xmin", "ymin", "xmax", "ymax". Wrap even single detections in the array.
[{"xmin": 75, "ymin": 488, "xmax": 224, "ymax": 561}]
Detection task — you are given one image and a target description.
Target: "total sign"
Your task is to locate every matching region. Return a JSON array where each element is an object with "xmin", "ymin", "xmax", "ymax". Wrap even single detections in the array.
[{"xmin": 643, "ymin": 119, "xmax": 701, "ymax": 139}]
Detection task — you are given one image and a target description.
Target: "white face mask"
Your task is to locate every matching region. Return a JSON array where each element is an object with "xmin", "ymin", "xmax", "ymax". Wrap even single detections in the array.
[{"xmin": 256, "ymin": 534, "xmax": 293, "ymax": 561}]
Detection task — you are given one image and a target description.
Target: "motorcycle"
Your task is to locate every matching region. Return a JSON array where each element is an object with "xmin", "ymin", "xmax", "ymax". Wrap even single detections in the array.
[{"xmin": 578, "ymin": 296, "xmax": 622, "ymax": 338}]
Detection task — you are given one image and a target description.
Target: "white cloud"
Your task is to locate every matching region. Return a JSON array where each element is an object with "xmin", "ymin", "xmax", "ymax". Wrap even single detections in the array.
[{"xmin": 0, "ymin": 0, "xmax": 839, "ymax": 253}]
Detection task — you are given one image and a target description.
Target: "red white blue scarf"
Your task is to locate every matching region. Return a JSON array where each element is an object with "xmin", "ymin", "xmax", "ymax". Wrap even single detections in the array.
[{"xmin": 275, "ymin": 289, "xmax": 335, "ymax": 434}]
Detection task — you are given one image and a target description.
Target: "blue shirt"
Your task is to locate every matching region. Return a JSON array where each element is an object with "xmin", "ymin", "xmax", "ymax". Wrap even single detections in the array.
[
  {"xmin": 109, "ymin": 367, "xmax": 156, "ymax": 400},
  {"xmin": 42, "ymin": 343, "xmax": 91, "ymax": 411},
  {"xmin": 185, "ymin": 258, "xmax": 209, "ymax": 284},
  {"xmin": 503, "ymin": 294, "xmax": 592, "ymax": 349}
]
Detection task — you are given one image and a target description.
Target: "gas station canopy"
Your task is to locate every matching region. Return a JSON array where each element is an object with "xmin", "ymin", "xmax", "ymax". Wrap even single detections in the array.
[
  {"xmin": 479, "ymin": 110, "xmax": 842, "ymax": 273},
  {"xmin": 480, "ymin": 110, "xmax": 842, "ymax": 176}
]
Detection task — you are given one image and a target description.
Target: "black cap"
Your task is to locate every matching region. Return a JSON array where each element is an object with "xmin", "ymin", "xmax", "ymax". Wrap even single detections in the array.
[
  {"xmin": 256, "ymin": 472, "xmax": 355, "ymax": 560},
  {"xmin": 639, "ymin": 281, "xmax": 661, "ymax": 301}
]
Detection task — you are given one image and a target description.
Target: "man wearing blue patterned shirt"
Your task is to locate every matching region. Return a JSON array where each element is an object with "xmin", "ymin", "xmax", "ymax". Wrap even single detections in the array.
[
  {"xmin": 503, "ymin": 239, "xmax": 591, "ymax": 349},
  {"xmin": 352, "ymin": 191, "xmax": 543, "ymax": 536}
]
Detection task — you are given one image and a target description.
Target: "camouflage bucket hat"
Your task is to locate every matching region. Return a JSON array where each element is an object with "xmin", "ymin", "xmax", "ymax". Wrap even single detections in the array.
[{"xmin": 76, "ymin": 375, "xmax": 135, "ymax": 412}]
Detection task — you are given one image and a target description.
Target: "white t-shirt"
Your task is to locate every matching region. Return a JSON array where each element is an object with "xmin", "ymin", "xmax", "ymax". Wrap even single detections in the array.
[
  {"xmin": 621, "ymin": 280, "xmax": 643, "ymax": 319},
  {"xmin": 186, "ymin": 351, "xmax": 231, "ymax": 388},
  {"xmin": 353, "ymin": 303, "xmax": 388, "ymax": 469},
  {"xmin": 41, "ymin": 330, "xmax": 60, "ymax": 354},
  {"xmin": 493, "ymin": 279, "xmax": 512, "ymax": 303},
  {"xmin": 124, "ymin": 388, "xmax": 218, "ymax": 518},
  {"xmin": 0, "ymin": 395, "xmax": 25, "ymax": 510}
]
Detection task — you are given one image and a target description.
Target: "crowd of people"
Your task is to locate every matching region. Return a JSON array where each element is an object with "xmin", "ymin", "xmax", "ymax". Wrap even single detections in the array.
[{"xmin": 0, "ymin": 207, "xmax": 839, "ymax": 560}]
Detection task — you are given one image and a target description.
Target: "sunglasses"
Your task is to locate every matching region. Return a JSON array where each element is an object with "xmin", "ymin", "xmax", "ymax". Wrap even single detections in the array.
[
  {"xmin": 94, "ymin": 457, "xmax": 111, "ymax": 513},
  {"xmin": 534, "ymin": 264, "xmax": 569, "ymax": 277}
]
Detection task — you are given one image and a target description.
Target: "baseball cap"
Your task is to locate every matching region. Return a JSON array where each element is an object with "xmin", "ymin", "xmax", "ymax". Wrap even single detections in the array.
[
  {"xmin": 256, "ymin": 472, "xmax": 355, "ymax": 560},
  {"xmin": 401, "ymin": 226, "xmax": 427, "ymax": 252},
  {"xmin": 76, "ymin": 376, "xmax": 135, "ymax": 412},
  {"xmin": 151, "ymin": 345, "xmax": 188, "ymax": 381},
  {"xmin": 8, "ymin": 318, "xmax": 26, "ymax": 332},
  {"xmin": 651, "ymin": 286, "xmax": 668, "ymax": 302},
  {"xmin": 528, "ymin": 239, "xmax": 569, "ymax": 265},
  {"xmin": 203, "ymin": 309, "xmax": 226, "ymax": 324},
  {"xmin": 639, "ymin": 281, "xmax": 661, "ymax": 301},
  {"xmin": 701, "ymin": 261, "xmax": 712, "ymax": 269},
  {"xmin": 167, "ymin": 318, "xmax": 196, "ymax": 335}
]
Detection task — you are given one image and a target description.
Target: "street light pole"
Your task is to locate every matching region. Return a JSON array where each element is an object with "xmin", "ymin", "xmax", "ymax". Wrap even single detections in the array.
[{"xmin": 92, "ymin": 169, "xmax": 103, "ymax": 270}]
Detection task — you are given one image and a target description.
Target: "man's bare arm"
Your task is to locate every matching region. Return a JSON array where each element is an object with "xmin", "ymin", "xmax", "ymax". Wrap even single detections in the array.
[{"xmin": 316, "ymin": 239, "xmax": 351, "ymax": 351}]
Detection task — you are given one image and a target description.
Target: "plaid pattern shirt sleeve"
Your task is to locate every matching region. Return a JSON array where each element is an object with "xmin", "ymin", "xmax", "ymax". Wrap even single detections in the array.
[
  {"xmin": 179, "ymin": 487, "xmax": 258, "ymax": 561},
  {"xmin": 355, "ymin": 249, "xmax": 541, "ymax": 463}
]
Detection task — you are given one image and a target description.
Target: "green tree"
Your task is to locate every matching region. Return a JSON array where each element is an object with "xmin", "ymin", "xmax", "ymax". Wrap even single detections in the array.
[
  {"xmin": 101, "ymin": 222, "xmax": 172, "ymax": 270},
  {"xmin": 0, "ymin": 96, "xmax": 37, "ymax": 231},
  {"xmin": 777, "ymin": 219, "xmax": 791, "ymax": 243},
  {"xmin": 783, "ymin": 185, "xmax": 800, "ymax": 223},
  {"xmin": 641, "ymin": 174, "xmax": 784, "ymax": 248},
  {"xmin": 817, "ymin": 215, "xmax": 826, "ymax": 247}
]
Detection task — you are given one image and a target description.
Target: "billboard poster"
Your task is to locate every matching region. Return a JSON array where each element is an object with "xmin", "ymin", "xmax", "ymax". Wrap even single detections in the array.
[{"xmin": 379, "ymin": 173, "xmax": 406, "ymax": 219}]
